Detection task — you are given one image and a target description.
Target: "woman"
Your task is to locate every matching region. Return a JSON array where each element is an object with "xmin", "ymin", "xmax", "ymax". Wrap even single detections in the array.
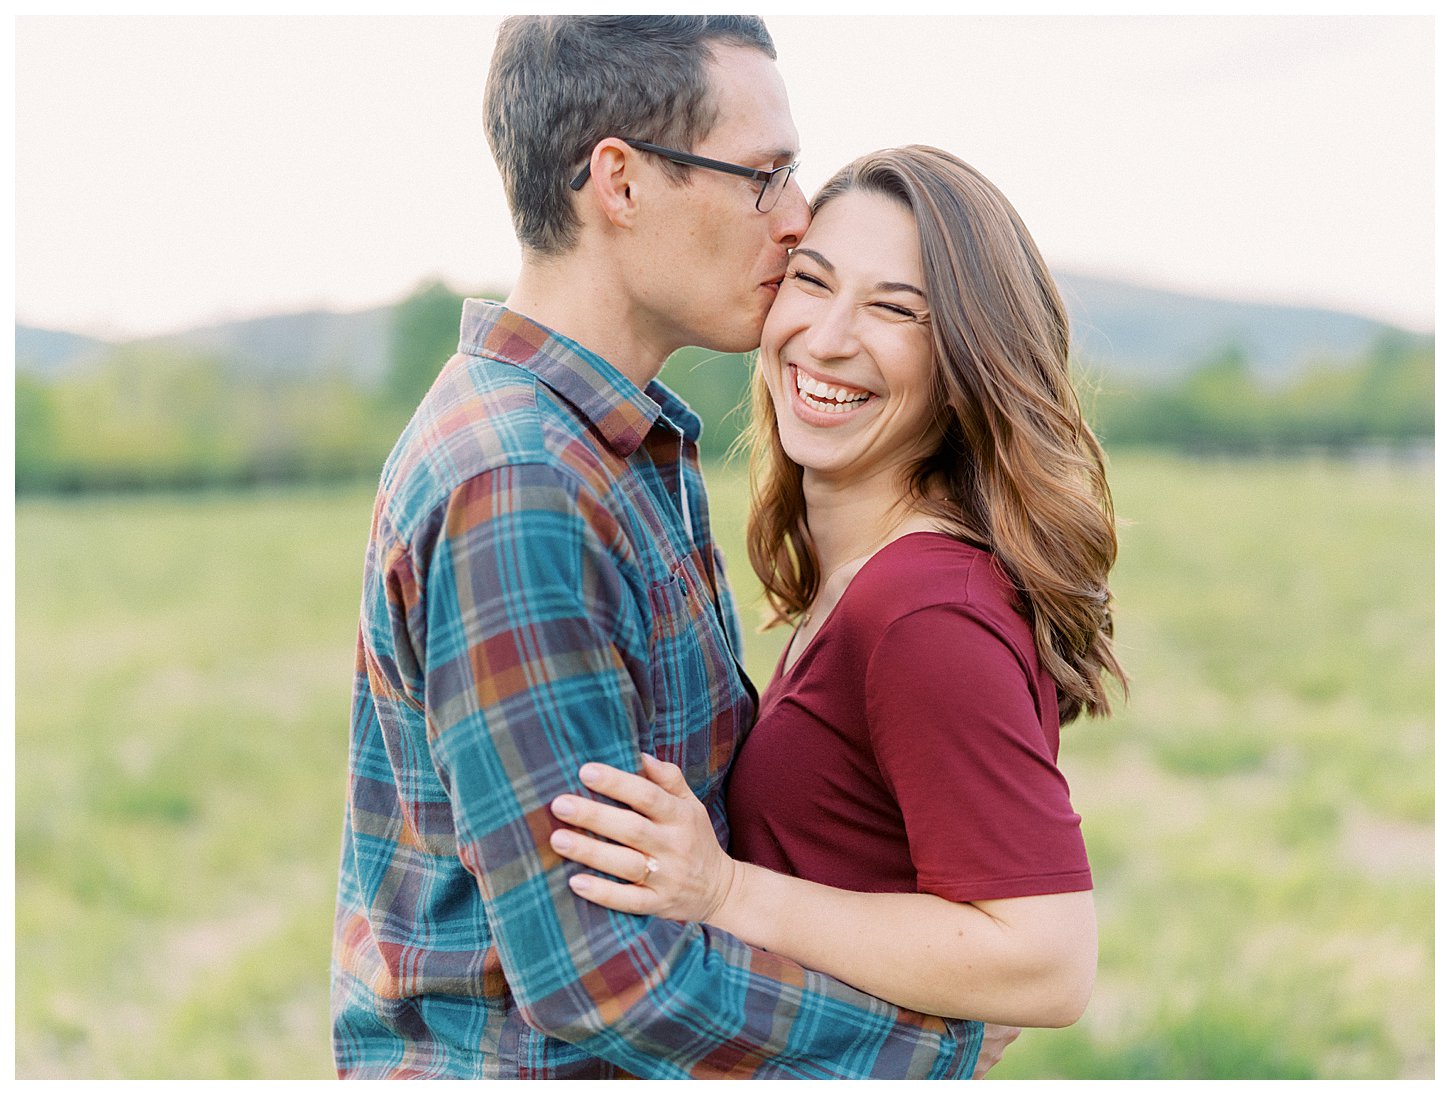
[{"xmin": 546, "ymin": 146, "xmax": 1126, "ymax": 1029}]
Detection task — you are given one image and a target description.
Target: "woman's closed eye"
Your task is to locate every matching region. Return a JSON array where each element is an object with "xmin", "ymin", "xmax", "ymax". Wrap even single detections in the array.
[
  {"xmin": 872, "ymin": 301, "xmax": 923, "ymax": 320},
  {"xmin": 785, "ymin": 267, "xmax": 926, "ymax": 322}
]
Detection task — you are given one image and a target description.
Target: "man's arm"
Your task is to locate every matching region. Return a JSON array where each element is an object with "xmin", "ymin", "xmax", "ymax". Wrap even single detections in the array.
[{"xmin": 421, "ymin": 462, "xmax": 982, "ymax": 1079}]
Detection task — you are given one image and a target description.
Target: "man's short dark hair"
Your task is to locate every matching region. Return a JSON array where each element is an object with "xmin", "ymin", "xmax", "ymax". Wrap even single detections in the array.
[{"xmin": 484, "ymin": 15, "xmax": 776, "ymax": 255}]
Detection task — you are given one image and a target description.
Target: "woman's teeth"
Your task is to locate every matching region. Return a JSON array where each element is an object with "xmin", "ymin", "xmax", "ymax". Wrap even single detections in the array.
[{"xmin": 795, "ymin": 369, "xmax": 871, "ymax": 413}]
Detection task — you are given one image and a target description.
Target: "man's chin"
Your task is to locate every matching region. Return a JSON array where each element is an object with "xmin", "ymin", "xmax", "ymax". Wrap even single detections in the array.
[{"xmin": 691, "ymin": 329, "xmax": 764, "ymax": 356}]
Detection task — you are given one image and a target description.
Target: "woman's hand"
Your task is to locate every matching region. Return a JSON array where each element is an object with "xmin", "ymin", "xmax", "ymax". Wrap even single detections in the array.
[
  {"xmin": 974, "ymin": 1023, "xmax": 1022, "ymax": 1078},
  {"xmin": 549, "ymin": 754, "xmax": 740, "ymax": 923}
]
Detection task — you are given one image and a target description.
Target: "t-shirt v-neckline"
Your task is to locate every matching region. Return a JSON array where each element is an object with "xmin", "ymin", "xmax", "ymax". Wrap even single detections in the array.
[{"xmin": 774, "ymin": 530, "xmax": 953, "ymax": 682}]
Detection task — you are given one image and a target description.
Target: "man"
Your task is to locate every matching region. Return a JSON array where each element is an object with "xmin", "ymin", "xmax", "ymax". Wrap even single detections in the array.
[{"xmin": 331, "ymin": 15, "xmax": 988, "ymax": 1078}]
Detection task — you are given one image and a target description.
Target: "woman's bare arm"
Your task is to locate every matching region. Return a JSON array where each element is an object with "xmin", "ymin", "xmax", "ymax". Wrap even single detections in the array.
[
  {"xmin": 550, "ymin": 757, "xmax": 1096, "ymax": 1027},
  {"xmin": 713, "ymin": 865, "xmax": 1095, "ymax": 1026}
]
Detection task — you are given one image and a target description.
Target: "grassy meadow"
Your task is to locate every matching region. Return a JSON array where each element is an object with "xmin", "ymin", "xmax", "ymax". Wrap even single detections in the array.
[{"xmin": 13, "ymin": 450, "xmax": 1433, "ymax": 1079}]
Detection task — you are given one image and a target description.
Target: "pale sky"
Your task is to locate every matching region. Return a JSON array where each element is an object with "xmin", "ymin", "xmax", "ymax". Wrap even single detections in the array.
[{"xmin": 13, "ymin": 14, "xmax": 1435, "ymax": 341}]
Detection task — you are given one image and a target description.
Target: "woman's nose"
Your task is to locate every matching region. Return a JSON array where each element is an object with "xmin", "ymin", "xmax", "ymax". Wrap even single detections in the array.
[{"xmin": 803, "ymin": 300, "xmax": 859, "ymax": 361}]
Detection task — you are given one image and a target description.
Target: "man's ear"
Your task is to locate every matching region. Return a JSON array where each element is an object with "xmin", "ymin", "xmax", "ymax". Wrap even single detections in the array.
[{"xmin": 584, "ymin": 138, "xmax": 638, "ymax": 229}]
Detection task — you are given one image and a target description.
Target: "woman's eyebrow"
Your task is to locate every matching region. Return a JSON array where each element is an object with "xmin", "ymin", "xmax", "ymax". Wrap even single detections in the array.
[
  {"xmin": 792, "ymin": 248, "xmax": 926, "ymax": 299},
  {"xmin": 876, "ymin": 280, "xmax": 927, "ymax": 299},
  {"xmin": 792, "ymin": 247, "xmax": 833, "ymax": 272}
]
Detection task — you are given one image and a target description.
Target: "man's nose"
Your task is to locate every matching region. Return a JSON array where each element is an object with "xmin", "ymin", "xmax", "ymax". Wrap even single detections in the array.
[{"xmin": 770, "ymin": 178, "xmax": 810, "ymax": 248}]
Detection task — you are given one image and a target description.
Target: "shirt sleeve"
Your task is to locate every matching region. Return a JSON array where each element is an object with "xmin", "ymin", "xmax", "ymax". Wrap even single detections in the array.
[
  {"xmin": 421, "ymin": 462, "xmax": 982, "ymax": 1080},
  {"xmin": 865, "ymin": 604, "xmax": 1093, "ymax": 903}
]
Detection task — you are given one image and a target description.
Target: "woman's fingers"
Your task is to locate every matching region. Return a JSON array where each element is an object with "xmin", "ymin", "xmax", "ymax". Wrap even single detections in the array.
[
  {"xmin": 566, "ymin": 872, "xmax": 658, "ymax": 916},
  {"xmin": 549, "ymin": 826, "xmax": 664, "ymax": 917},
  {"xmin": 553, "ymin": 758, "xmax": 735, "ymax": 924},
  {"xmin": 578, "ymin": 762, "xmax": 673, "ymax": 819},
  {"xmin": 640, "ymin": 754, "xmax": 690, "ymax": 796},
  {"xmin": 549, "ymin": 827, "xmax": 654, "ymax": 885},
  {"xmin": 550, "ymin": 793, "xmax": 650, "ymax": 848}
]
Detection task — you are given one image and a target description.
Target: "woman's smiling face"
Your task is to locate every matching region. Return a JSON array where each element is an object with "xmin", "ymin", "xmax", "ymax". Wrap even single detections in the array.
[{"xmin": 760, "ymin": 188, "xmax": 941, "ymax": 488}]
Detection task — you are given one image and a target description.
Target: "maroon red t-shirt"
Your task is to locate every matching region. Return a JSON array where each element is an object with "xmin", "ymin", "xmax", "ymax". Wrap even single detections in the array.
[{"xmin": 727, "ymin": 532, "xmax": 1092, "ymax": 902}]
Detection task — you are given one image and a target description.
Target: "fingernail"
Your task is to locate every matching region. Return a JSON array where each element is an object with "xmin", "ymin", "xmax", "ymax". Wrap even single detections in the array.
[
  {"xmin": 553, "ymin": 797, "xmax": 575, "ymax": 819},
  {"xmin": 580, "ymin": 764, "xmax": 600, "ymax": 782},
  {"xmin": 551, "ymin": 830, "xmax": 574, "ymax": 851},
  {"xmin": 569, "ymin": 874, "xmax": 592, "ymax": 892}
]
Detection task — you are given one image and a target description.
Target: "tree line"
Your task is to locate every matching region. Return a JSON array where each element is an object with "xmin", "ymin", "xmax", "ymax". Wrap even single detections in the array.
[
  {"xmin": 14, "ymin": 282, "xmax": 1434, "ymax": 494},
  {"xmin": 1088, "ymin": 334, "xmax": 1433, "ymax": 455}
]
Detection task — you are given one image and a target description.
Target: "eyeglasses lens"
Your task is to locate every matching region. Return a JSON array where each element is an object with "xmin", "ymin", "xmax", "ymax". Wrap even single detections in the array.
[{"xmin": 757, "ymin": 165, "xmax": 794, "ymax": 213}]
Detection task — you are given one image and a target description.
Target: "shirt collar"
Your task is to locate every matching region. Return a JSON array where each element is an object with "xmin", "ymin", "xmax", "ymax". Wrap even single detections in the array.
[
  {"xmin": 646, "ymin": 378, "xmax": 703, "ymax": 443},
  {"xmin": 457, "ymin": 299, "xmax": 700, "ymax": 456}
]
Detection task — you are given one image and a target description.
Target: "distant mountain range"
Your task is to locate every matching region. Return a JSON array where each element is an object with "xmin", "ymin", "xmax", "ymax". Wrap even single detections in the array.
[
  {"xmin": 1057, "ymin": 274, "xmax": 1425, "ymax": 382},
  {"xmin": 15, "ymin": 273, "xmax": 1429, "ymax": 387},
  {"xmin": 15, "ymin": 303, "xmax": 398, "ymax": 385}
]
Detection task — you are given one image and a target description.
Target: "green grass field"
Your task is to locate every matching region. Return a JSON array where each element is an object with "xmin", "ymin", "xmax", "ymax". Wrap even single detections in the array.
[{"xmin": 14, "ymin": 451, "xmax": 1433, "ymax": 1079}]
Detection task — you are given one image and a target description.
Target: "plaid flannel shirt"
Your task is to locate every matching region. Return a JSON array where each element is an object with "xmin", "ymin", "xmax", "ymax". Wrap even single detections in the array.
[{"xmin": 330, "ymin": 300, "xmax": 984, "ymax": 1078}]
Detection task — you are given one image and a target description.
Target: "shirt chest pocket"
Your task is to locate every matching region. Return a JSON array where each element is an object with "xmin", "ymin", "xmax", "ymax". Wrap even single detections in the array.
[{"xmin": 643, "ymin": 554, "xmax": 750, "ymax": 799}]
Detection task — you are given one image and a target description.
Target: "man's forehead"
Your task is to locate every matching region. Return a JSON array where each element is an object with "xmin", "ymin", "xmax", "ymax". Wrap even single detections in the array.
[
  {"xmin": 704, "ymin": 46, "xmax": 800, "ymax": 161},
  {"xmin": 743, "ymin": 142, "xmax": 800, "ymax": 166}
]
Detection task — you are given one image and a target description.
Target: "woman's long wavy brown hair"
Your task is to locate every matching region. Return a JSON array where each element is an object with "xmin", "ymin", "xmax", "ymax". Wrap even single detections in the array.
[{"xmin": 741, "ymin": 145, "xmax": 1127, "ymax": 722}]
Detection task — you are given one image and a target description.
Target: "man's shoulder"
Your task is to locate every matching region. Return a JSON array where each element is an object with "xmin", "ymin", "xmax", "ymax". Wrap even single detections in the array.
[{"xmin": 375, "ymin": 351, "xmax": 612, "ymax": 547}]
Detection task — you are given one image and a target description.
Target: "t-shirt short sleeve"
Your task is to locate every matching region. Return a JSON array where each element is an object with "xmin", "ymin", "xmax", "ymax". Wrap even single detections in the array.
[{"xmin": 864, "ymin": 603, "xmax": 1092, "ymax": 902}]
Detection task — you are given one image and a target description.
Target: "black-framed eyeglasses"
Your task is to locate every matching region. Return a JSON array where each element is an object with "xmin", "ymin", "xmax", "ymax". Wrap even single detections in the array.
[{"xmin": 569, "ymin": 139, "xmax": 798, "ymax": 213}]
